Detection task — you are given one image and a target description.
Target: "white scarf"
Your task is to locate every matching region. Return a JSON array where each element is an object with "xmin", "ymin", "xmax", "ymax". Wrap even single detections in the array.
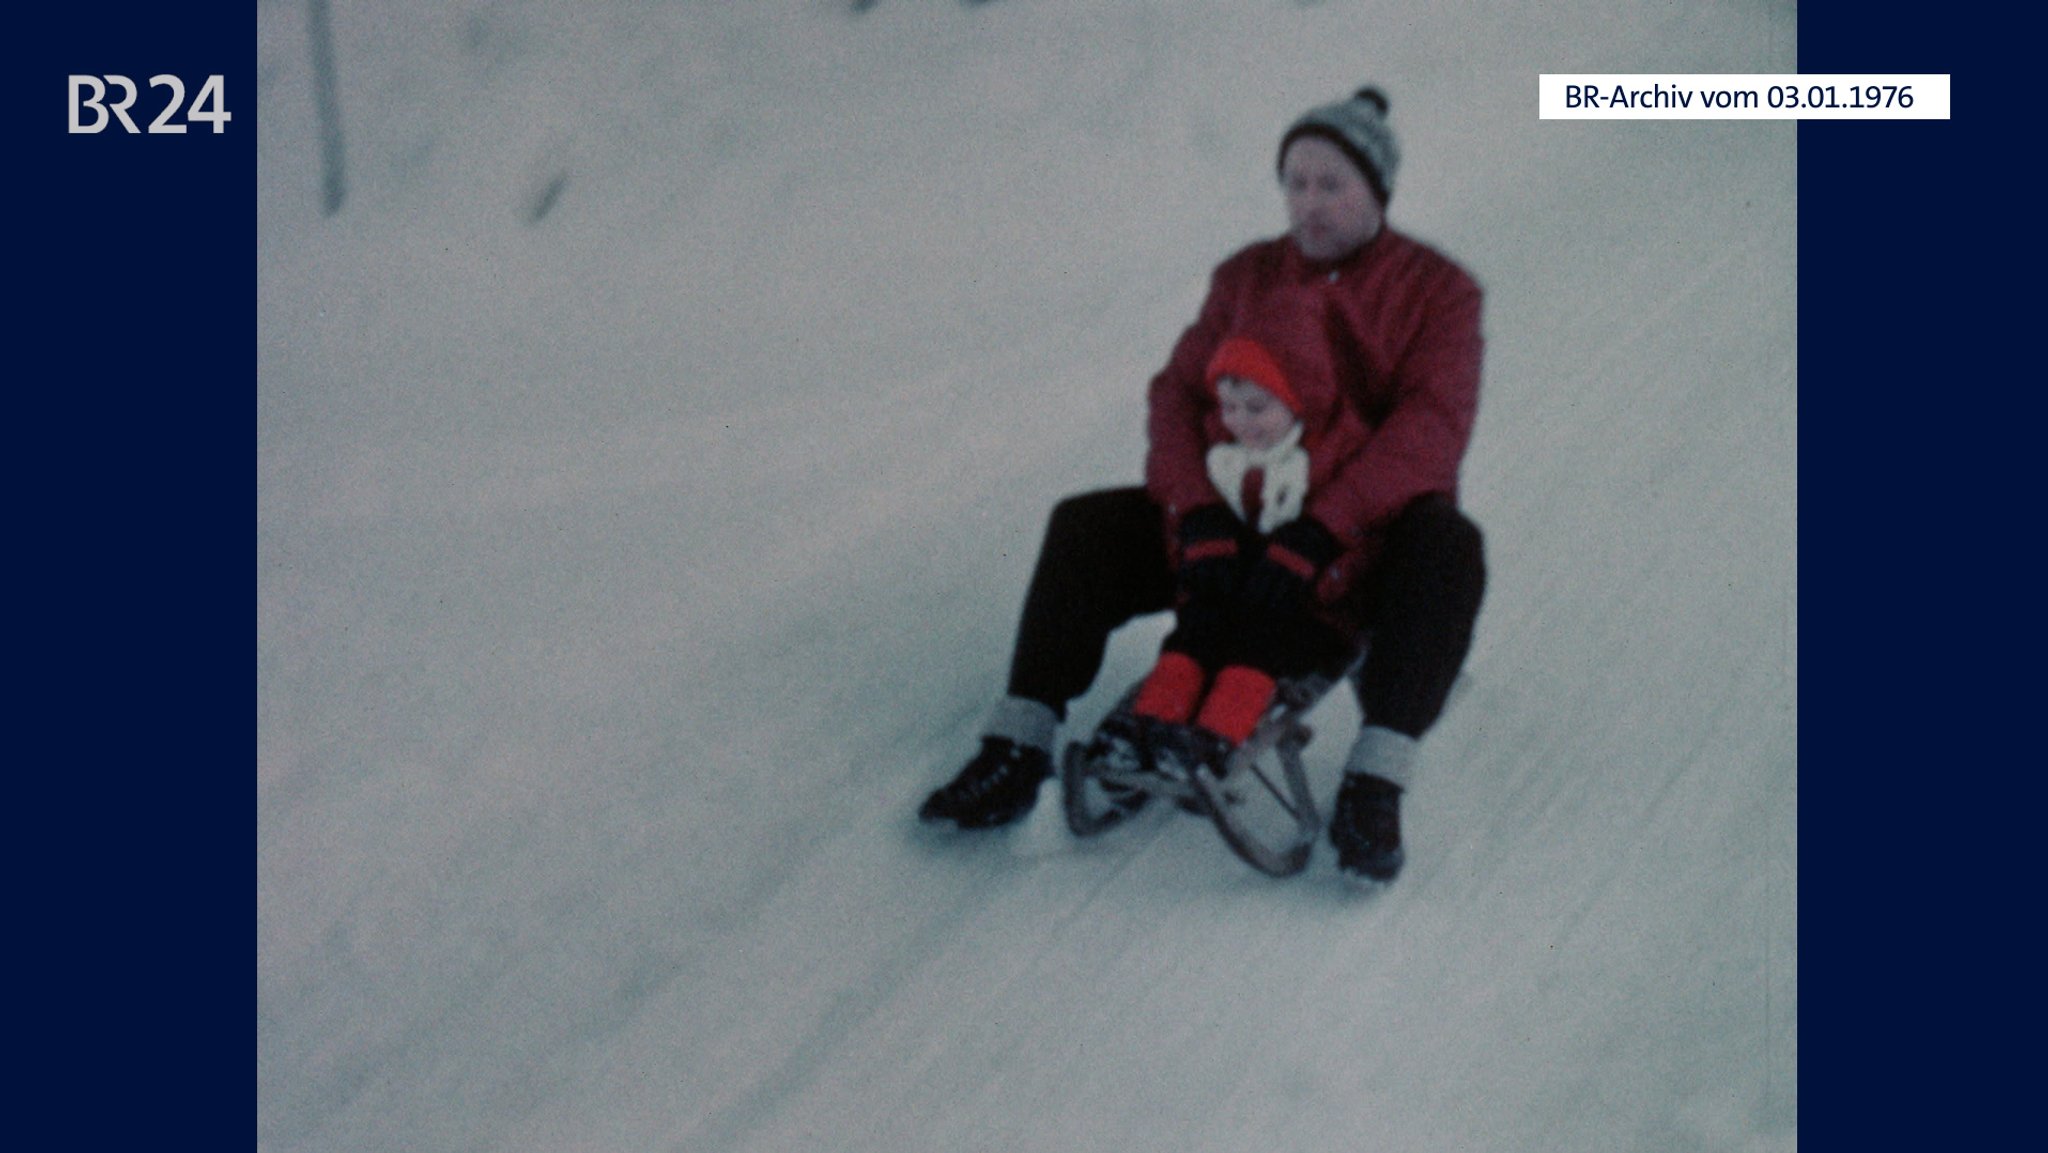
[{"xmin": 1205, "ymin": 423, "xmax": 1307, "ymax": 535}]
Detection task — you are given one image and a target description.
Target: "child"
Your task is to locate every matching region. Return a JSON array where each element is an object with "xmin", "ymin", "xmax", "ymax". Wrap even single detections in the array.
[{"xmin": 1094, "ymin": 325, "xmax": 1371, "ymax": 786}]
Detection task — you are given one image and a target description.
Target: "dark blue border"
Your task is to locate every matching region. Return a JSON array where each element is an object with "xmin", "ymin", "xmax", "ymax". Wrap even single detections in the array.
[
  {"xmin": 11, "ymin": 0, "xmax": 2011, "ymax": 1142},
  {"xmin": 1801, "ymin": 1, "xmax": 2018, "ymax": 1141},
  {"xmin": 16, "ymin": 5, "xmax": 245, "ymax": 1137}
]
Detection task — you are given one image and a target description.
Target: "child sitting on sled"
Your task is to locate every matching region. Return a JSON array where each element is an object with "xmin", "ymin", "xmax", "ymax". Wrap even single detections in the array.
[{"xmin": 1094, "ymin": 322, "xmax": 1373, "ymax": 781}]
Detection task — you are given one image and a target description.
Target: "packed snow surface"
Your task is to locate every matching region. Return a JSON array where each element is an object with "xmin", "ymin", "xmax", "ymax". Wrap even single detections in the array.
[{"xmin": 258, "ymin": 2, "xmax": 1797, "ymax": 1150}]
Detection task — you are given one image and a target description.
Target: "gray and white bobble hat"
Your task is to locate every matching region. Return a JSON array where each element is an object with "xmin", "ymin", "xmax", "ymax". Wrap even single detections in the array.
[{"xmin": 1276, "ymin": 86, "xmax": 1401, "ymax": 206}]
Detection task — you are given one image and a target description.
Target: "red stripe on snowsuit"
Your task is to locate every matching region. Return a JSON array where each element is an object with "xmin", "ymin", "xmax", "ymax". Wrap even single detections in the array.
[{"xmin": 1263, "ymin": 542, "xmax": 1318, "ymax": 580}]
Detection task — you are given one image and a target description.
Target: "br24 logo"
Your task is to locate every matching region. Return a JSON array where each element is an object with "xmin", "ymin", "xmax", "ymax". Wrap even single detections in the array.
[{"xmin": 69, "ymin": 75, "xmax": 230, "ymax": 134}]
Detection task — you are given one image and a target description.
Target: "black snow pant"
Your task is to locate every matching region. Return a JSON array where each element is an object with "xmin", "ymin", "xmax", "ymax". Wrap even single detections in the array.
[{"xmin": 1004, "ymin": 487, "xmax": 1485, "ymax": 739}]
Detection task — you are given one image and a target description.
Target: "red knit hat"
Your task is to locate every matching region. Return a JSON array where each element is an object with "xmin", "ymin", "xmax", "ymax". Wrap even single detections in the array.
[{"xmin": 1205, "ymin": 336, "xmax": 1304, "ymax": 416}]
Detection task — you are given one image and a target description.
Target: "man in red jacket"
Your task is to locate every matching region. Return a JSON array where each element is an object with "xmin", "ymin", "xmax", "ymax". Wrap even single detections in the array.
[{"xmin": 919, "ymin": 87, "xmax": 1487, "ymax": 884}]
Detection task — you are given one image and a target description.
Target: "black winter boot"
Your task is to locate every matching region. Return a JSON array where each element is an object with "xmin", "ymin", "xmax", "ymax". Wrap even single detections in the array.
[
  {"xmin": 919, "ymin": 738, "xmax": 1052, "ymax": 828},
  {"xmin": 1330, "ymin": 772, "xmax": 1405, "ymax": 883},
  {"xmin": 1081, "ymin": 708, "xmax": 1155, "ymax": 817},
  {"xmin": 1147, "ymin": 722, "xmax": 1234, "ymax": 814}
]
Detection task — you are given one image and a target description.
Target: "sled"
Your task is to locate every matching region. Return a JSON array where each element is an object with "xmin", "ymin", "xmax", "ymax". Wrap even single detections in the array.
[{"xmin": 1059, "ymin": 648, "xmax": 1367, "ymax": 878}]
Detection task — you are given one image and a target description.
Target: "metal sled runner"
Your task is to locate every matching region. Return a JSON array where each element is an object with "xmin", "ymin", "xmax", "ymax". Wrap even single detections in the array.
[{"xmin": 1059, "ymin": 650, "xmax": 1366, "ymax": 878}]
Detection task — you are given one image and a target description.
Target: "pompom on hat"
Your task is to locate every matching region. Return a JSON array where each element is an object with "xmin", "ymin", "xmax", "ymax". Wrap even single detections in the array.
[
  {"xmin": 1205, "ymin": 336, "xmax": 1304, "ymax": 417},
  {"xmin": 1276, "ymin": 86, "xmax": 1400, "ymax": 206}
]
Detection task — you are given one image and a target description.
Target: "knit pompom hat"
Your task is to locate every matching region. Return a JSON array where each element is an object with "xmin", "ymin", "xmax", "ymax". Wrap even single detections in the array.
[
  {"xmin": 1205, "ymin": 336, "xmax": 1304, "ymax": 417},
  {"xmin": 1276, "ymin": 86, "xmax": 1400, "ymax": 206}
]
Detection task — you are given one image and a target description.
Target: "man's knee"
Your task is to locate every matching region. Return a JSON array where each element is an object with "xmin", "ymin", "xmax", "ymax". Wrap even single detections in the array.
[
  {"xmin": 1045, "ymin": 487, "xmax": 1161, "ymax": 553},
  {"xmin": 1386, "ymin": 494, "xmax": 1485, "ymax": 589}
]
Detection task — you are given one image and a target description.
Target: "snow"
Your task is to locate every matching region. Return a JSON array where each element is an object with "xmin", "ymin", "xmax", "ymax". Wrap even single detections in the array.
[{"xmin": 256, "ymin": 2, "xmax": 1798, "ymax": 1150}]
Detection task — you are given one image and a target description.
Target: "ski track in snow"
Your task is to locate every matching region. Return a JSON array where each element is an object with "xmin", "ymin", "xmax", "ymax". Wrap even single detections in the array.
[{"xmin": 258, "ymin": 3, "xmax": 1799, "ymax": 1151}]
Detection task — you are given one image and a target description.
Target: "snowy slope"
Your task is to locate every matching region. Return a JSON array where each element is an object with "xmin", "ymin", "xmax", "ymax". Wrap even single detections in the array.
[{"xmin": 257, "ymin": 2, "xmax": 1798, "ymax": 1150}]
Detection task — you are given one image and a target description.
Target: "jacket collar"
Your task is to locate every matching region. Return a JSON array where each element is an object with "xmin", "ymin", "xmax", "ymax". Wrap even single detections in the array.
[{"xmin": 1286, "ymin": 225, "xmax": 1390, "ymax": 280}]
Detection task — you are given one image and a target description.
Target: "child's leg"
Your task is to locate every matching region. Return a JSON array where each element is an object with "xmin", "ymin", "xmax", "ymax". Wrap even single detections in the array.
[
  {"xmin": 1129, "ymin": 594, "xmax": 1232, "ymax": 723},
  {"xmin": 1130, "ymin": 649, "xmax": 1206, "ymax": 723},
  {"xmin": 1128, "ymin": 540, "xmax": 1251, "ymax": 723},
  {"xmin": 1190, "ymin": 665, "xmax": 1279, "ymax": 745},
  {"xmin": 1193, "ymin": 600, "xmax": 1356, "ymax": 745}
]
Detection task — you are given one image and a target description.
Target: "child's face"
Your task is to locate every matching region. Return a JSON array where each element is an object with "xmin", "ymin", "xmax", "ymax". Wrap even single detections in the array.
[{"xmin": 1216, "ymin": 377, "xmax": 1298, "ymax": 452}]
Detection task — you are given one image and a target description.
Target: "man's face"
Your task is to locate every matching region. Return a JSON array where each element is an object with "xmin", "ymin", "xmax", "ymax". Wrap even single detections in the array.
[{"xmin": 1281, "ymin": 135, "xmax": 1384, "ymax": 262}]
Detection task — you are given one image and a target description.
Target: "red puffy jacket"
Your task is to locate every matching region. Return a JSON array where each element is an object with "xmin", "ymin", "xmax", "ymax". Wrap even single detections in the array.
[{"xmin": 1145, "ymin": 227, "xmax": 1484, "ymax": 613}]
